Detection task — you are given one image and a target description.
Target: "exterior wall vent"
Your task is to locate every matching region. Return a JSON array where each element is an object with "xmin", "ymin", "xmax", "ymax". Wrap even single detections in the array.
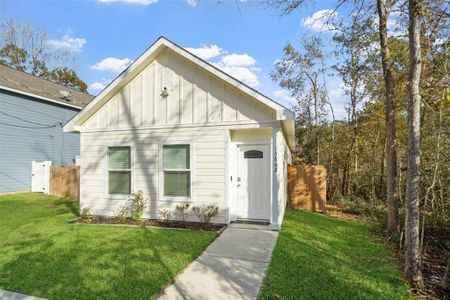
[{"xmin": 162, "ymin": 68, "xmax": 175, "ymax": 91}]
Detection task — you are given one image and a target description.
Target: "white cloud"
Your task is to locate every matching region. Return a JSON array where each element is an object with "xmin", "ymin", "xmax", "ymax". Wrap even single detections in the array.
[
  {"xmin": 91, "ymin": 57, "xmax": 133, "ymax": 73},
  {"xmin": 90, "ymin": 82, "xmax": 107, "ymax": 91},
  {"xmin": 186, "ymin": 0, "xmax": 198, "ymax": 7},
  {"xmin": 98, "ymin": 0, "xmax": 158, "ymax": 5},
  {"xmin": 184, "ymin": 45, "xmax": 223, "ymax": 60},
  {"xmin": 274, "ymin": 89, "xmax": 296, "ymax": 103},
  {"xmin": 387, "ymin": 11, "xmax": 405, "ymax": 37},
  {"xmin": 221, "ymin": 53, "xmax": 256, "ymax": 67},
  {"xmin": 48, "ymin": 34, "xmax": 86, "ymax": 52},
  {"xmin": 212, "ymin": 52, "xmax": 260, "ymax": 87},
  {"xmin": 186, "ymin": 44, "xmax": 261, "ymax": 87},
  {"xmin": 217, "ymin": 65, "xmax": 260, "ymax": 87},
  {"xmin": 187, "ymin": 0, "xmax": 247, "ymax": 7},
  {"xmin": 301, "ymin": 9, "xmax": 338, "ymax": 32},
  {"xmin": 89, "ymin": 78, "xmax": 113, "ymax": 93}
]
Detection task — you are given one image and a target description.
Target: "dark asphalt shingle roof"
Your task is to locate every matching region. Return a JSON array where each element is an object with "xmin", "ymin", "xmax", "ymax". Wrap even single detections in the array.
[{"xmin": 0, "ymin": 63, "xmax": 94, "ymax": 109}]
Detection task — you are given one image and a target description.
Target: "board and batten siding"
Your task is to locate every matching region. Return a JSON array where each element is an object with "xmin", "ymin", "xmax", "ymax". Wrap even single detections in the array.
[
  {"xmin": 0, "ymin": 89, "xmax": 80, "ymax": 193},
  {"xmin": 81, "ymin": 49, "xmax": 276, "ymax": 131},
  {"xmin": 78, "ymin": 48, "xmax": 284, "ymax": 224},
  {"xmin": 80, "ymin": 127, "xmax": 228, "ymax": 222}
]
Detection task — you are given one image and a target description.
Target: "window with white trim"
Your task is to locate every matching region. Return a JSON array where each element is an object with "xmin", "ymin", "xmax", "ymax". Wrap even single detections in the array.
[
  {"xmin": 163, "ymin": 144, "xmax": 190, "ymax": 197},
  {"xmin": 108, "ymin": 146, "xmax": 131, "ymax": 195}
]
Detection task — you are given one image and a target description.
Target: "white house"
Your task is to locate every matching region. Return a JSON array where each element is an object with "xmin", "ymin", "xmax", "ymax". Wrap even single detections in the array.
[{"xmin": 64, "ymin": 37, "xmax": 295, "ymax": 230}]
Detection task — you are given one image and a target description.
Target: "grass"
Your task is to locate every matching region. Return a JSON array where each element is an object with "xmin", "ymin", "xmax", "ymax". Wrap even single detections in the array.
[
  {"xmin": 259, "ymin": 209, "xmax": 412, "ymax": 300},
  {"xmin": 0, "ymin": 193, "xmax": 216, "ymax": 299}
]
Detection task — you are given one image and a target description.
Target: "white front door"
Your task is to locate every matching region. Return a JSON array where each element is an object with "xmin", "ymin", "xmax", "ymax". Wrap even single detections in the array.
[{"xmin": 236, "ymin": 144, "xmax": 270, "ymax": 220}]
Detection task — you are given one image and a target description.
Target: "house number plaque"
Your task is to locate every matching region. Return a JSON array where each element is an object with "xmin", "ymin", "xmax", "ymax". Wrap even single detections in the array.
[
  {"xmin": 244, "ymin": 150, "xmax": 263, "ymax": 159},
  {"xmin": 274, "ymin": 151, "xmax": 278, "ymax": 172}
]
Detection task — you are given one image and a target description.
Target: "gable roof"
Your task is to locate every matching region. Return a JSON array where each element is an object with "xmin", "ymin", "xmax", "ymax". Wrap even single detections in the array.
[
  {"xmin": 63, "ymin": 37, "xmax": 295, "ymax": 148},
  {"xmin": 0, "ymin": 63, "xmax": 94, "ymax": 109}
]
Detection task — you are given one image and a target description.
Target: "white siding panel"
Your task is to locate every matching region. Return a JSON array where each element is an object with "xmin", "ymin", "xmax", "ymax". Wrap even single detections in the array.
[
  {"xmin": 142, "ymin": 64, "xmax": 155, "ymax": 125},
  {"xmin": 194, "ymin": 69, "xmax": 208, "ymax": 123},
  {"xmin": 167, "ymin": 57, "xmax": 181, "ymax": 124},
  {"xmin": 238, "ymin": 94, "xmax": 255, "ymax": 121},
  {"xmin": 255, "ymin": 102, "xmax": 273, "ymax": 121},
  {"xmin": 118, "ymin": 85, "xmax": 130, "ymax": 128},
  {"xmin": 79, "ymin": 127, "xmax": 228, "ymax": 223},
  {"xmin": 108, "ymin": 95, "xmax": 119, "ymax": 128},
  {"xmin": 131, "ymin": 75, "xmax": 143, "ymax": 127},
  {"xmin": 208, "ymin": 77, "xmax": 222, "ymax": 122},
  {"xmin": 155, "ymin": 62, "xmax": 166, "ymax": 125},
  {"xmin": 223, "ymin": 86, "xmax": 238, "ymax": 121},
  {"xmin": 97, "ymin": 105, "xmax": 107, "ymax": 129},
  {"xmin": 181, "ymin": 76, "xmax": 194, "ymax": 124}
]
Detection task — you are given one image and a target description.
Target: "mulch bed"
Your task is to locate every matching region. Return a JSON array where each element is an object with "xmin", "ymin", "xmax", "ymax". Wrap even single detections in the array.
[{"xmin": 71, "ymin": 216, "xmax": 225, "ymax": 232}]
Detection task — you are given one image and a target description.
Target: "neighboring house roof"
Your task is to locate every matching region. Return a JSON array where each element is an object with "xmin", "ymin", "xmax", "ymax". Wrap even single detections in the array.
[
  {"xmin": 0, "ymin": 63, "xmax": 94, "ymax": 109},
  {"xmin": 64, "ymin": 36, "xmax": 295, "ymax": 148}
]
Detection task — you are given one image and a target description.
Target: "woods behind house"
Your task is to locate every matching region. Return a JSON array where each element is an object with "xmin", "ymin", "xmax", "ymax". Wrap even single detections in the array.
[{"xmin": 270, "ymin": 0, "xmax": 448, "ymax": 296}]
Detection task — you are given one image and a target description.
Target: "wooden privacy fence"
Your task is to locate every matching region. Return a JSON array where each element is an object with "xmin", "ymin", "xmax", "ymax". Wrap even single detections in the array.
[
  {"xmin": 49, "ymin": 166, "xmax": 80, "ymax": 201},
  {"xmin": 288, "ymin": 165, "xmax": 327, "ymax": 212}
]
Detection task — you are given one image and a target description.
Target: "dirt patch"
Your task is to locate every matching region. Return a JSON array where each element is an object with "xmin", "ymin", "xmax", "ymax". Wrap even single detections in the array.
[
  {"xmin": 325, "ymin": 204, "xmax": 365, "ymax": 221},
  {"xmin": 71, "ymin": 217, "xmax": 225, "ymax": 232}
]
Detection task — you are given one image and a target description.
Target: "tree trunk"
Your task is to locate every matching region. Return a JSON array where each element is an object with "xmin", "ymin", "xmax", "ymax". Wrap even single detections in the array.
[
  {"xmin": 405, "ymin": 0, "xmax": 423, "ymax": 289},
  {"xmin": 309, "ymin": 75, "xmax": 320, "ymax": 165},
  {"xmin": 323, "ymin": 74, "xmax": 336, "ymax": 200},
  {"xmin": 377, "ymin": 0, "xmax": 399, "ymax": 235},
  {"xmin": 378, "ymin": 136, "xmax": 386, "ymax": 198}
]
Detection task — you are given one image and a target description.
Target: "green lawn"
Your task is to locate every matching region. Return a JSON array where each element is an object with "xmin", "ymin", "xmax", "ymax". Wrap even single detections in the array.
[
  {"xmin": 0, "ymin": 193, "xmax": 215, "ymax": 299},
  {"xmin": 259, "ymin": 209, "xmax": 411, "ymax": 300}
]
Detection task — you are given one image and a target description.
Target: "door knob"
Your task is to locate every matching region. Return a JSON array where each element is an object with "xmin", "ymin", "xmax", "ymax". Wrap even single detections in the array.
[{"xmin": 237, "ymin": 177, "xmax": 241, "ymax": 182}]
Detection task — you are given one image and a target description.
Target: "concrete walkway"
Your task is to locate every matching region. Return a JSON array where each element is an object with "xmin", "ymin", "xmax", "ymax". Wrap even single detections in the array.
[
  {"xmin": 158, "ymin": 223, "xmax": 279, "ymax": 300},
  {"xmin": 0, "ymin": 290, "xmax": 46, "ymax": 300}
]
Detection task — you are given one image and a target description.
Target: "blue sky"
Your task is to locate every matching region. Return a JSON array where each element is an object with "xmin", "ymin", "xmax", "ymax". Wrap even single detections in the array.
[{"xmin": 1, "ymin": 0, "xmax": 349, "ymax": 116}]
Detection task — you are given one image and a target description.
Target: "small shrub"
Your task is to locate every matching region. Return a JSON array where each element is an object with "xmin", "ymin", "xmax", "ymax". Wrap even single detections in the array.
[
  {"xmin": 114, "ymin": 206, "xmax": 128, "ymax": 222},
  {"xmin": 128, "ymin": 190, "xmax": 147, "ymax": 222},
  {"xmin": 80, "ymin": 207, "xmax": 94, "ymax": 224},
  {"xmin": 175, "ymin": 201, "xmax": 191, "ymax": 221},
  {"xmin": 158, "ymin": 209, "xmax": 173, "ymax": 223},
  {"xmin": 192, "ymin": 205, "xmax": 219, "ymax": 224}
]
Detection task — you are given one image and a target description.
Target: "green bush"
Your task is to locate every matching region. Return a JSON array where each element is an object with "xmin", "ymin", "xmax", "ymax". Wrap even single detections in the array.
[
  {"xmin": 128, "ymin": 190, "xmax": 147, "ymax": 222},
  {"xmin": 175, "ymin": 201, "xmax": 191, "ymax": 221},
  {"xmin": 158, "ymin": 209, "xmax": 173, "ymax": 223},
  {"xmin": 80, "ymin": 206, "xmax": 96, "ymax": 224},
  {"xmin": 192, "ymin": 205, "xmax": 219, "ymax": 224}
]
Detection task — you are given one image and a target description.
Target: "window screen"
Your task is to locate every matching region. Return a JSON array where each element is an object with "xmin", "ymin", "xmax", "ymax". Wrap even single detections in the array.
[
  {"xmin": 163, "ymin": 145, "xmax": 190, "ymax": 197},
  {"xmin": 108, "ymin": 146, "xmax": 131, "ymax": 195}
]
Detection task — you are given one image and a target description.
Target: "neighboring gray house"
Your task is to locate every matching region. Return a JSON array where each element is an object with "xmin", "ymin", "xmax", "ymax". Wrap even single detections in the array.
[{"xmin": 0, "ymin": 64, "xmax": 94, "ymax": 193}]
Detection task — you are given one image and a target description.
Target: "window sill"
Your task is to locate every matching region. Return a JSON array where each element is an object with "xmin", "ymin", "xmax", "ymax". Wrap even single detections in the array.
[
  {"xmin": 106, "ymin": 194, "xmax": 130, "ymax": 200},
  {"xmin": 160, "ymin": 196, "xmax": 191, "ymax": 202}
]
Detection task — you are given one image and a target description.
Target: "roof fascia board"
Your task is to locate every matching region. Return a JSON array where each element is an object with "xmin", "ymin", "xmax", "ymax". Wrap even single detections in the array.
[{"xmin": 0, "ymin": 85, "xmax": 82, "ymax": 110}]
